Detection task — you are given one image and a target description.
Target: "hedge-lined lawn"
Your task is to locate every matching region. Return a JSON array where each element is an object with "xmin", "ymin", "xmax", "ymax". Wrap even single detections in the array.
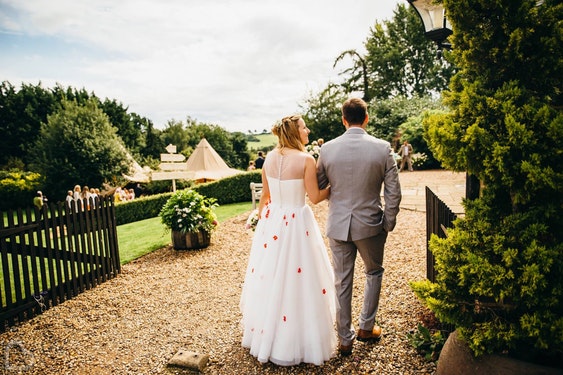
[{"xmin": 117, "ymin": 201, "xmax": 252, "ymax": 264}]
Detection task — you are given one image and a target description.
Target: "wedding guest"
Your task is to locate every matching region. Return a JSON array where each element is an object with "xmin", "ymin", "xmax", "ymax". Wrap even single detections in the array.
[
  {"xmin": 89, "ymin": 187, "xmax": 99, "ymax": 208},
  {"xmin": 65, "ymin": 190, "xmax": 74, "ymax": 208},
  {"xmin": 73, "ymin": 185, "xmax": 81, "ymax": 201},
  {"xmin": 81, "ymin": 185, "xmax": 91, "ymax": 210},
  {"xmin": 33, "ymin": 191, "xmax": 44, "ymax": 210},
  {"xmin": 114, "ymin": 187, "xmax": 122, "ymax": 202},
  {"xmin": 254, "ymin": 151, "xmax": 265, "ymax": 169},
  {"xmin": 399, "ymin": 140, "xmax": 414, "ymax": 172}
]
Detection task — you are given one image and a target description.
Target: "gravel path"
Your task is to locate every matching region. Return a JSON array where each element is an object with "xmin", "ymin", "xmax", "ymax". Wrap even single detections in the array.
[{"xmin": 1, "ymin": 172, "xmax": 455, "ymax": 374}]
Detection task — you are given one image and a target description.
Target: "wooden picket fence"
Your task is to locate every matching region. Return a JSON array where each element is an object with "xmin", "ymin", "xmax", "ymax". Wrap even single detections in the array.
[
  {"xmin": 425, "ymin": 187, "xmax": 458, "ymax": 283},
  {"xmin": 0, "ymin": 195, "xmax": 120, "ymax": 331}
]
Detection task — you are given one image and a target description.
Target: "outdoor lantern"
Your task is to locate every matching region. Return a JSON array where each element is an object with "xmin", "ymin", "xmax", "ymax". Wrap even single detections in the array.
[{"xmin": 407, "ymin": 0, "xmax": 452, "ymax": 50}]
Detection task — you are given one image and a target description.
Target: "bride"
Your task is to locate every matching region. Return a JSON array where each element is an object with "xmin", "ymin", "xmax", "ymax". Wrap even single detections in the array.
[{"xmin": 240, "ymin": 114, "xmax": 336, "ymax": 366}]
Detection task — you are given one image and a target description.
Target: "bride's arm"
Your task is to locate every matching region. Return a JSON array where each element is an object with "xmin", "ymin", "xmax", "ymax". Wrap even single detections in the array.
[
  {"xmin": 304, "ymin": 155, "xmax": 329, "ymax": 204},
  {"xmin": 257, "ymin": 168, "xmax": 271, "ymax": 217}
]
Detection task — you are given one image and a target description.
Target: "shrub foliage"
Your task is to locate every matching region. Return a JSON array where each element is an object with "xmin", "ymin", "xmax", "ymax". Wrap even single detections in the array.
[{"xmin": 414, "ymin": 0, "xmax": 563, "ymax": 363}]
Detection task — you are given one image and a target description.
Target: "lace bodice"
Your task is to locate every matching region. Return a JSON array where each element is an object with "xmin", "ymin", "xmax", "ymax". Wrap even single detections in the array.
[{"xmin": 263, "ymin": 149, "xmax": 307, "ymax": 208}]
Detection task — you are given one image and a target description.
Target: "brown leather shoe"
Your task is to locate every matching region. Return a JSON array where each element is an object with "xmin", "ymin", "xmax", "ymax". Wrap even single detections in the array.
[
  {"xmin": 357, "ymin": 326, "xmax": 382, "ymax": 342},
  {"xmin": 338, "ymin": 343, "xmax": 353, "ymax": 356}
]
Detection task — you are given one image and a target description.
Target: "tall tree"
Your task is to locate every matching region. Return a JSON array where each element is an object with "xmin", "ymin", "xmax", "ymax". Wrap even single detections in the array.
[
  {"xmin": 368, "ymin": 95, "xmax": 444, "ymax": 142},
  {"xmin": 333, "ymin": 50, "xmax": 371, "ymax": 101},
  {"xmin": 99, "ymin": 98, "xmax": 145, "ymax": 154},
  {"xmin": 30, "ymin": 98, "xmax": 130, "ymax": 199},
  {"xmin": 363, "ymin": 3, "xmax": 454, "ymax": 99},
  {"xmin": 415, "ymin": 0, "xmax": 563, "ymax": 361},
  {"xmin": 160, "ymin": 119, "xmax": 191, "ymax": 155},
  {"xmin": 137, "ymin": 114, "xmax": 164, "ymax": 159},
  {"xmin": 229, "ymin": 131, "xmax": 251, "ymax": 169},
  {"xmin": 301, "ymin": 84, "xmax": 348, "ymax": 142},
  {"xmin": 0, "ymin": 81, "xmax": 57, "ymax": 167}
]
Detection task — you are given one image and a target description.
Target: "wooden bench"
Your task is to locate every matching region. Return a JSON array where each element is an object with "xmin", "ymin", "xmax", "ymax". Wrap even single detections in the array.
[{"xmin": 250, "ymin": 182, "xmax": 262, "ymax": 209}]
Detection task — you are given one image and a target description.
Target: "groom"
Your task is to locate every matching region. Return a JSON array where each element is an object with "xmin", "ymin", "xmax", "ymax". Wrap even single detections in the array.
[{"xmin": 317, "ymin": 97, "xmax": 401, "ymax": 356}]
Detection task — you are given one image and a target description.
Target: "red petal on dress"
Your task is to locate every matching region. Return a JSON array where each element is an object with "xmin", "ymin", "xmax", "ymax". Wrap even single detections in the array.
[
  {"xmin": 292, "ymin": 213, "xmax": 295, "ymax": 218},
  {"xmin": 264, "ymin": 243, "xmax": 267, "ymax": 248},
  {"xmin": 298, "ymin": 267, "xmax": 302, "ymax": 273},
  {"xmin": 283, "ymin": 316, "xmax": 287, "ymax": 322},
  {"xmin": 322, "ymin": 288, "xmax": 326, "ymax": 294},
  {"xmin": 273, "ymin": 235, "xmax": 278, "ymax": 240},
  {"xmin": 306, "ymin": 231, "xmax": 309, "ymax": 236}
]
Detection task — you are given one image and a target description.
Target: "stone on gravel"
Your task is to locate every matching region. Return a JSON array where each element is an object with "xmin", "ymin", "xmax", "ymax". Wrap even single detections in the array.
[{"xmin": 168, "ymin": 350, "xmax": 209, "ymax": 372}]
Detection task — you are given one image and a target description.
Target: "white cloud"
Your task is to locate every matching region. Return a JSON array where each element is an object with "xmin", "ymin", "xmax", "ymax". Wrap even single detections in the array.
[{"xmin": 0, "ymin": 0, "xmax": 401, "ymax": 132}]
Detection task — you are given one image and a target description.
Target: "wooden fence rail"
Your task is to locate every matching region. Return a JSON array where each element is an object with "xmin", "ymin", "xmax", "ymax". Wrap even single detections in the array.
[
  {"xmin": 425, "ymin": 187, "xmax": 458, "ymax": 283},
  {"xmin": 0, "ymin": 195, "xmax": 120, "ymax": 331}
]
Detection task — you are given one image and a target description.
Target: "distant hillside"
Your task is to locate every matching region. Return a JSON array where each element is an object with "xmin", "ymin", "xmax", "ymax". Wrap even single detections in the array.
[{"xmin": 247, "ymin": 133, "xmax": 277, "ymax": 151}]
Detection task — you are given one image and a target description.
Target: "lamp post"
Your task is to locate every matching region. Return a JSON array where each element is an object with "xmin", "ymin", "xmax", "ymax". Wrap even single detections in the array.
[
  {"xmin": 407, "ymin": 0, "xmax": 452, "ymax": 52},
  {"xmin": 408, "ymin": 0, "xmax": 480, "ymax": 200}
]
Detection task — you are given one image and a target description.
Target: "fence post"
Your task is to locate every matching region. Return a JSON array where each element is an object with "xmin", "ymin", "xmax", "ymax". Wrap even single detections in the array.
[{"xmin": 425, "ymin": 187, "xmax": 457, "ymax": 283}]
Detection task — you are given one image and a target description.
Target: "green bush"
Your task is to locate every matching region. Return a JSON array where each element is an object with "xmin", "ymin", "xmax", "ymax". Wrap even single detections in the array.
[
  {"xmin": 406, "ymin": 324, "xmax": 447, "ymax": 362},
  {"xmin": 193, "ymin": 170, "xmax": 262, "ymax": 205},
  {"xmin": 413, "ymin": 0, "xmax": 563, "ymax": 366},
  {"xmin": 0, "ymin": 170, "xmax": 44, "ymax": 210},
  {"xmin": 114, "ymin": 193, "xmax": 171, "ymax": 225}
]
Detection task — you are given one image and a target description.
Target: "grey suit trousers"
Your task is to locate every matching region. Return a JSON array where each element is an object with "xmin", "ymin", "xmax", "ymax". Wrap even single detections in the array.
[{"xmin": 330, "ymin": 231, "xmax": 387, "ymax": 346}]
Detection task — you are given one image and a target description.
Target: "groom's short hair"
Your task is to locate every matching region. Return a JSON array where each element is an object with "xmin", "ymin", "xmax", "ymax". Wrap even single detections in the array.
[{"xmin": 342, "ymin": 98, "xmax": 368, "ymax": 126}]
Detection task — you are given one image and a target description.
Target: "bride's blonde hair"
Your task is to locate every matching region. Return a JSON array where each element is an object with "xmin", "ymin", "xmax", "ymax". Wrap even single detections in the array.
[{"xmin": 272, "ymin": 115, "xmax": 305, "ymax": 152}]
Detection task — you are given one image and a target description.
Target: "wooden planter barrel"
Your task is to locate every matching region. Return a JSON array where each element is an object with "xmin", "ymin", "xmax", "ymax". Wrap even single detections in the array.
[{"xmin": 172, "ymin": 230, "xmax": 211, "ymax": 250}]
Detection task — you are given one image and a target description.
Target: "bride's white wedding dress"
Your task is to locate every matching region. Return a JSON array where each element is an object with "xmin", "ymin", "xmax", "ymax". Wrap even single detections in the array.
[{"xmin": 240, "ymin": 150, "xmax": 337, "ymax": 366}]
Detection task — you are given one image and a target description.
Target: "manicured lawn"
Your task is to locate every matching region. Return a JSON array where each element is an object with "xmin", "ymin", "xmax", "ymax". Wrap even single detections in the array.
[{"xmin": 117, "ymin": 201, "xmax": 252, "ymax": 264}]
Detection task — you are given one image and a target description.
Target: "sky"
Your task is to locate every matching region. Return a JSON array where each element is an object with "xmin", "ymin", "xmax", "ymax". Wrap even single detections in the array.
[{"xmin": 0, "ymin": 0, "xmax": 403, "ymax": 133}]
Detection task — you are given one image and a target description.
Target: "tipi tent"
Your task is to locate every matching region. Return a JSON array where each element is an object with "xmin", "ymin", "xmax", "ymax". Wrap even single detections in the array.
[{"xmin": 185, "ymin": 138, "xmax": 243, "ymax": 182}]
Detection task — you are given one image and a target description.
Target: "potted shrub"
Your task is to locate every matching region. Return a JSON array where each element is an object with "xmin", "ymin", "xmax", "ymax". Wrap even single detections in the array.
[{"xmin": 159, "ymin": 189, "xmax": 218, "ymax": 250}]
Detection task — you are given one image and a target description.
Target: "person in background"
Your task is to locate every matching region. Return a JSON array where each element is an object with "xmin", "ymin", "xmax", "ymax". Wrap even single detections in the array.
[
  {"xmin": 399, "ymin": 140, "xmax": 414, "ymax": 172},
  {"xmin": 317, "ymin": 97, "xmax": 401, "ymax": 356},
  {"xmin": 247, "ymin": 160, "xmax": 256, "ymax": 171},
  {"xmin": 317, "ymin": 138, "xmax": 324, "ymax": 147},
  {"xmin": 254, "ymin": 151, "xmax": 265, "ymax": 169},
  {"xmin": 240, "ymin": 114, "xmax": 336, "ymax": 366},
  {"xmin": 133, "ymin": 183, "xmax": 144, "ymax": 198},
  {"xmin": 81, "ymin": 186, "xmax": 91, "ymax": 210},
  {"xmin": 89, "ymin": 187, "xmax": 99, "ymax": 208},
  {"xmin": 33, "ymin": 191, "xmax": 44, "ymax": 210},
  {"xmin": 65, "ymin": 190, "xmax": 74, "ymax": 209},
  {"xmin": 114, "ymin": 187, "xmax": 122, "ymax": 202}
]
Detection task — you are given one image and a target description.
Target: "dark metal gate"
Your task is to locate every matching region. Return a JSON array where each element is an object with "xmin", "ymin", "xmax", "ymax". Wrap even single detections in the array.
[{"xmin": 425, "ymin": 187, "xmax": 457, "ymax": 282}]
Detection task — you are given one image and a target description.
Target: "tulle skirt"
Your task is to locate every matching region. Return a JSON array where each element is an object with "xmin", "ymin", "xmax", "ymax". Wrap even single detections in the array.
[{"xmin": 240, "ymin": 203, "xmax": 337, "ymax": 366}]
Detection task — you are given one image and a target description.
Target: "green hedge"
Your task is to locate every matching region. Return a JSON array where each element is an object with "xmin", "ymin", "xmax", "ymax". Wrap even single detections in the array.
[
  {"xmin": 114, "ymin": 170, "xmax": 262, "ymax": 225},
  {"xmin": 114, "ymin": 193, "xmax": 171, "ymax": 225}
]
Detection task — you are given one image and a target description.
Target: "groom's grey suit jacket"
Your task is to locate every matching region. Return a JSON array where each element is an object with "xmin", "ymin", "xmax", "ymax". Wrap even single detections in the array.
[{"xmin": 317, "ymin": 127, "xmax": 401, "ymax": 241}]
